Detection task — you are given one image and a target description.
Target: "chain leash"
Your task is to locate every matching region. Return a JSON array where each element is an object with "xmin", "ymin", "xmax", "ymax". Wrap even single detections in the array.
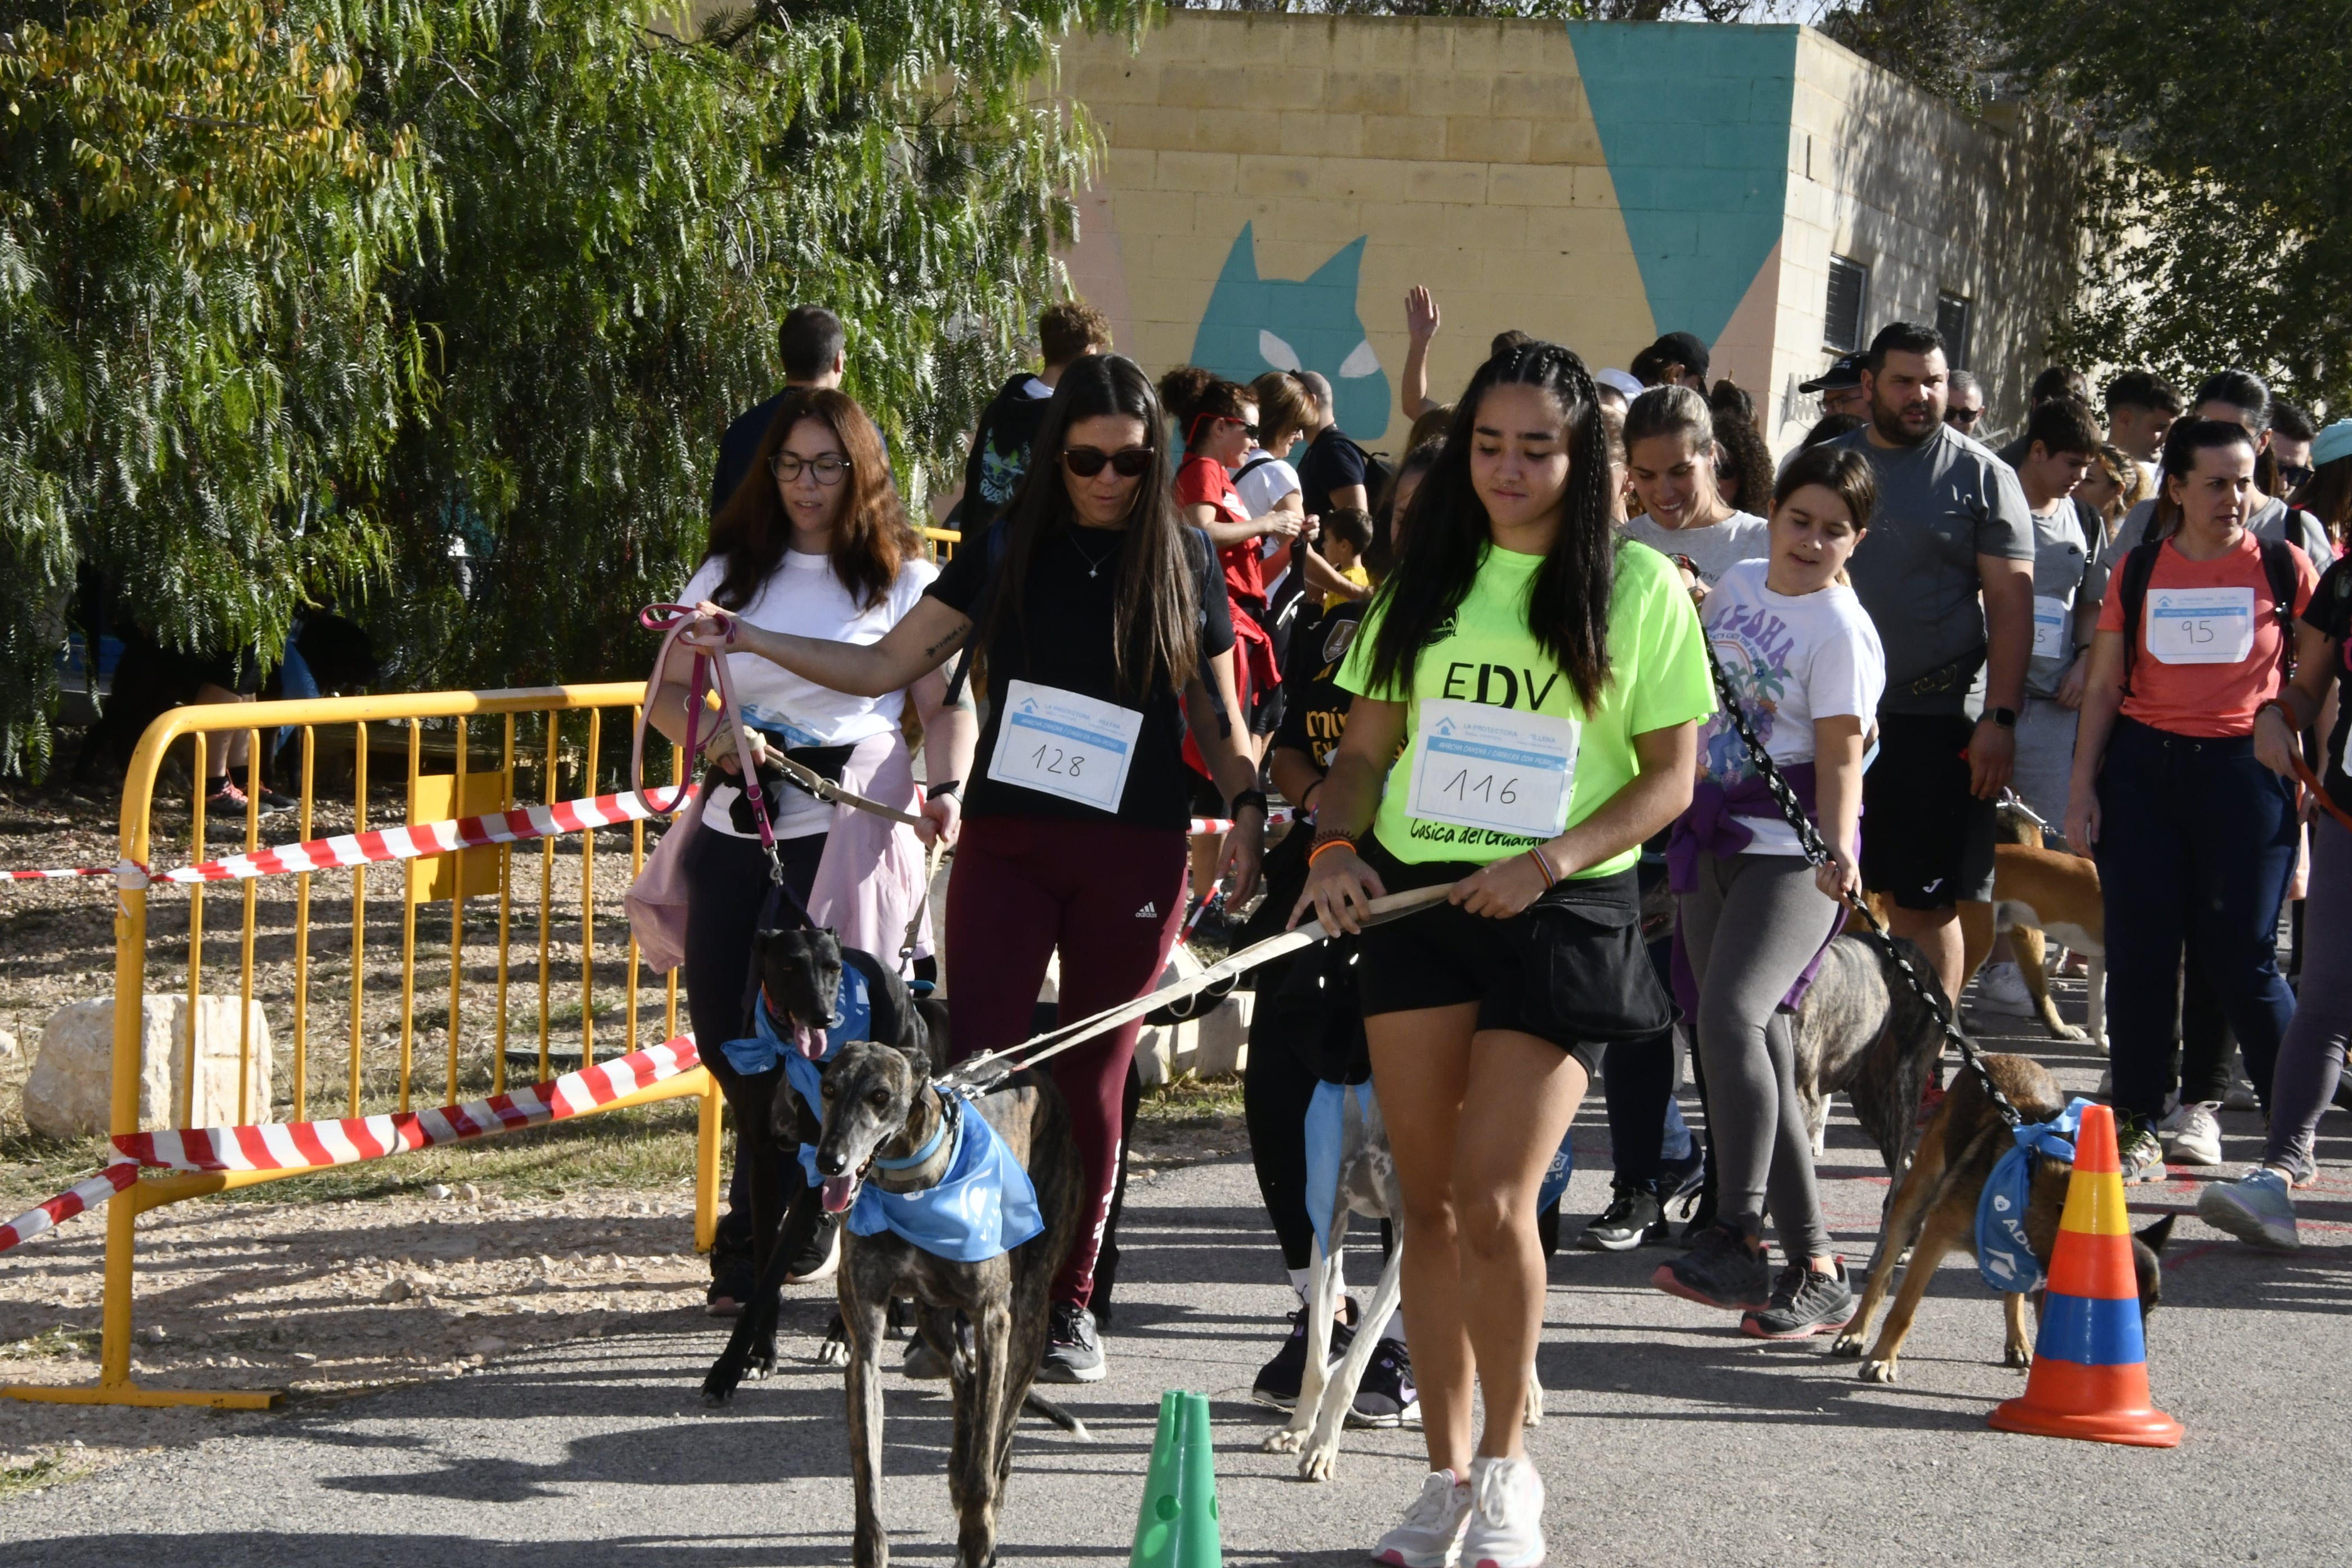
[{"xmin": 1699, "ymin": 644, "xmax": 2025, "ymax": 1128}]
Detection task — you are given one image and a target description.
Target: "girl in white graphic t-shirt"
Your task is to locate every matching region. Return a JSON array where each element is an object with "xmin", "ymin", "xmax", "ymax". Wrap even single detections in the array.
[
  {"xmin": 648, "ymin": 387, "xmax": 977, "ymax": 1311},
  {"xmin": 1655, "ymin": 444, "xmax": 1887, "ymax": 1339}
]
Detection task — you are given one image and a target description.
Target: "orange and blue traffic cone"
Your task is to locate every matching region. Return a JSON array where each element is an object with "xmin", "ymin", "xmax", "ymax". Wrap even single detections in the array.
[{"xmin": 1989, "ymin": 1102, "xmax": 2182, "ymax": 1447}]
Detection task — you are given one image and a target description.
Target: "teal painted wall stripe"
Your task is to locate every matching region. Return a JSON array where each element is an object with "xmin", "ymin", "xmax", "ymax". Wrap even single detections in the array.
[{"xmin": 1565, "ymin": 21, "xmax": 1797, "ymax": 352}]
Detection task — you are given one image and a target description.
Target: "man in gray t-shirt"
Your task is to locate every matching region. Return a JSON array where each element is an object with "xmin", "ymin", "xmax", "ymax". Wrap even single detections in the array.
[{"xmin": 1830, "ymin": 323, "xmax": 2036, "ymax": 1006}]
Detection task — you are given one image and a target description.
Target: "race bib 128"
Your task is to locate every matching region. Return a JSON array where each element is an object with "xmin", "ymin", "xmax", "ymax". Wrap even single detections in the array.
[
  {"xmin": 987, "ymin": 679, "xmax": 1144, "ymax": 813},
  {"xmin": 1404, "ymin": 698, "xmax": 1579, "ymax": 839}
]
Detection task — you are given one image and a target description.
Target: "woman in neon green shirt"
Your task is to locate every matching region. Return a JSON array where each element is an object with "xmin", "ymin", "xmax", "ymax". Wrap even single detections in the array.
[{"xmin": 1295, "ymin": 342, "xmax": 1713, "ymax": 1568}]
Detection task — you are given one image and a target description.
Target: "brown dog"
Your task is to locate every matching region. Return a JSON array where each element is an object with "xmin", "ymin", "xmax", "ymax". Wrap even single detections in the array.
[
  {"xmin": 1957, "ymin": 843, "xmax": 2106, "ymax": 1051},
  {"xmin": 1830, "ymin": 1052, "xmax": 2172, "ymax": 1383}
]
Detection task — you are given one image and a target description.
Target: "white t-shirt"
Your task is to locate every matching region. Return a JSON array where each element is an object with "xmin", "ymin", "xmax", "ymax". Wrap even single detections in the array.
[
  {"xmin": 1234, "ymin": 447, "xmax": 1301, "ymax": 519},
  {"xmin": 1620, "ymin": 511, "xmax": 1770, "ymax": 586},
  {"xmin": 1696, "ymin": 558, "xmax": 1887, "ymax": 856},
  {"xmin": 680, "ymin": 549, "xmax": 937, "ymax": 839}
]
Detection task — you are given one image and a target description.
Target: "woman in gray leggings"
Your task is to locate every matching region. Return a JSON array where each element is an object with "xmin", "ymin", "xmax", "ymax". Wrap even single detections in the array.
[
  {"xmin": 2204, "ymin": 548, "xmax": 2352, "ymax": 1251},
  {"xmin": 1651, "ymin": 446, "xmax": 1886, "ymax": 1337}
]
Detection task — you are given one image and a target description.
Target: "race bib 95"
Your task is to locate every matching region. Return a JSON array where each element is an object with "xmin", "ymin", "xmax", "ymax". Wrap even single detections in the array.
[{"xmin": 2145, "ymin": 587, "xmax": 2255, "ymax": 666}]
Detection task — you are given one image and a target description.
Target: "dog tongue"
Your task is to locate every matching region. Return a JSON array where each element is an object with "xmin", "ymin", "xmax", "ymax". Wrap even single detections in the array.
[
  {"xmin": 821, "ymin": 1174, "xmax": 857, "ymax": 1213},
  {"xmin": 794, "ymin": 1022, "xmax": 826, "ymax": 1059}
]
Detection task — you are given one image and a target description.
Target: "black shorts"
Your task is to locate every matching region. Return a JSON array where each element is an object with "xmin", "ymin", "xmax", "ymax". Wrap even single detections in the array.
[
  {"xmin": 1351, "ymin": 838, "xmax": 1672, "ymax": 1075},
  {"xmin": 1861, "ymin": 711, "xmax": 1996, "ymax": 909}
]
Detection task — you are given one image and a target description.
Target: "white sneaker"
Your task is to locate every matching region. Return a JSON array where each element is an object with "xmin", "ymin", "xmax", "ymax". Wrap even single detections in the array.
[
  {"xmin": 2158, "ymin": 1101, "xmax": 2223, "ymax": 1166},
  {"xmin": 1972, "ymin": 961, "xmax": 2037, "ymax": 1018},
  {"xmin": 2198, "ymin": 1167, "xmax": 2298, "ymax": 1251},
  {"xmin": 1372, "ymin": 1469, "xmax": 1472, "ymax": 1568},
  {"xmin": 1462, "ymin": 1455, "xmax": 1546, "ymax": 1568}
]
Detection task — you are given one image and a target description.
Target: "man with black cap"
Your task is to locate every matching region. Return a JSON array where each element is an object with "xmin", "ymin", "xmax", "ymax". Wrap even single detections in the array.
[
  {"xmin": 1801, "ymin": 353, "xmax": 1869, "ymax": 421},
  {"xmin": 1631, "ymin": 330, "xmax": 1710, "ymax": 391}
]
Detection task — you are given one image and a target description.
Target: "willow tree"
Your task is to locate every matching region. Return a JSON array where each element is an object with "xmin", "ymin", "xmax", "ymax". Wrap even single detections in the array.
[
  {"xmin": 0, "ymin": 0, "xmax": 1148, "ymax": 769},
  {"xmin": 362, "ymin": 0, "xmax": 1146, "ymax": 693}
]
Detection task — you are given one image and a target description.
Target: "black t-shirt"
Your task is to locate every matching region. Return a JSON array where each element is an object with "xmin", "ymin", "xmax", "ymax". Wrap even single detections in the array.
[
  {"xmin": 1298, "ymin": 426, "xmax": 1369, "ymax": 521},
  {"xmin": 2303, "ymin": 554, "xmax": 2352, "ymax": 816},
  {"xmin": 957, "ymin": 375, "xmax": 1055, "ymax": 531},
  {"xmin": 925, "ymin": 523, "xmax": 1235, "ymax": 830},
  {"xmin": 1273, "ymin": 598, "xmax": 1366, "ymax": 773}
]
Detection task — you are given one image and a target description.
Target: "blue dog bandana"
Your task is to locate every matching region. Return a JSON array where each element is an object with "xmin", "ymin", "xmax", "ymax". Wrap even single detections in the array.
[
  {"xmin": 798, "ymin": 1094, "xmax": 1045, "ymax": 1263},
  {"xmin": 718, "ymin": 958, "xmax": 877, "ymax": 1110},
  {"xmin": 1976, "ymin": 1098, "xmax": 2092, "ymax": 1294}
]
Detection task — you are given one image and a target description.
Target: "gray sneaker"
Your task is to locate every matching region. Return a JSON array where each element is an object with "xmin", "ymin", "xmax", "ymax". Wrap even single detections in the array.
[
  {"xmin": 2198, "ymin": 1168, "xmax": 2298, "ymax": 1252},
  {"xmin": 1652, "ymin": 1222, "xmax": 1771, "ymax": 1311},
  {"xmin": 2117, "ymin": 1120, "xmax": 2168, "ymax": 1184},
  {"xmin": 1037, "ymin": 1300, "xmax": 1105, "ymax": 1384},
  {"xmin": 1742, "ymin": 1258, "xmax": 1856, "ymax": 1340}
]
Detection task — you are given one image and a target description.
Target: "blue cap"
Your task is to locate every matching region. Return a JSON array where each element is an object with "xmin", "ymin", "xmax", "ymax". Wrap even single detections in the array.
[{"xmin": 2311, "ymin": 418, "xmax": 2352, "ymax": 470}]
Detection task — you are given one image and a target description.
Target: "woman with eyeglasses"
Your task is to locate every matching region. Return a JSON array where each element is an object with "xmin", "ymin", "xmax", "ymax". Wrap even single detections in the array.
[
  {"xmin": 649, "ymin": 386, "xmax": 977, "ymax": 1316},
  {"xmin": 675, "ymin": 355, "xmax": 1266, "ymax": 1383}
]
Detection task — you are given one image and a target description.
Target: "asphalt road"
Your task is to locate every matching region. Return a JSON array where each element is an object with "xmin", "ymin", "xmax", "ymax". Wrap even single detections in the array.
[{"xmin": 6, "ymin": 1001, "xmax": 2350, "ymax": 1567}]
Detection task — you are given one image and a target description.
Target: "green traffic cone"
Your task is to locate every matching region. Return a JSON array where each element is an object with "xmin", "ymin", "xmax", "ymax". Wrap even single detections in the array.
[{"xmin": 1129, "ymin": 1390, "xmax": 1221, "ymax": 1568}]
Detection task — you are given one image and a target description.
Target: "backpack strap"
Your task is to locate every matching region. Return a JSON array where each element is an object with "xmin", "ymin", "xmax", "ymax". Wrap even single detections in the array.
[
  {"xmin": 942, "ymin": 520, "xmax": 1011, "ymax": 707},
  {"xmin": 2259, "ymin": 534, "xmax": 2301, "ymax": 682},
  {"xmin": 2115, "ymin": 538, "xmax": 2163, "ymax": 698},
  {"xmin": 1235, "ymin": 455, "xmax": 1279, "ymax": 483}
]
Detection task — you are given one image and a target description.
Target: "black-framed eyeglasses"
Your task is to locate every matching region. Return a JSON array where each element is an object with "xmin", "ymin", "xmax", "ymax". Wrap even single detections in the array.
[
  {"xmin": 1944, "ymin": 407, "xmax": 1984, "ymax": 427},
  {"xmin": 1063, "ymin": 446, "xmax": 1153, "ymax": 479},
  {"xmin": 770, "ymin": 452, "xmax": 852, "ymax": 485}
]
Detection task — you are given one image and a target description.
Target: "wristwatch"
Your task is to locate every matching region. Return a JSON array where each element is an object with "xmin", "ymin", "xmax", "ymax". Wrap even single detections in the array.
[{"xmin": 1988, "ymin": 707, "xmax": 2017, "ymax": 729}]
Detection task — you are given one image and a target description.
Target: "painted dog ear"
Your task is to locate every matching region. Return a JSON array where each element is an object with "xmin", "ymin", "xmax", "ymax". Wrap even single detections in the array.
[{"xmin": 2135, "ymin": 1212, "xmax": 2176, "ymax": 1255}]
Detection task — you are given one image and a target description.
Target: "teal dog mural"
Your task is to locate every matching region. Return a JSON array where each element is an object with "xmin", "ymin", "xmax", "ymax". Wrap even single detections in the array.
[{"xmin": 1189, "ymin": 222, "xmax": 1391, "ymax": 447}]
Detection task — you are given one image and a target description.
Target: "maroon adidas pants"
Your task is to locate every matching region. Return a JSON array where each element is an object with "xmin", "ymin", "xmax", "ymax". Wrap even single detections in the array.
[{"xmin": 945, "ymin": 814, "xmax": 1189, "ymax": 1307}]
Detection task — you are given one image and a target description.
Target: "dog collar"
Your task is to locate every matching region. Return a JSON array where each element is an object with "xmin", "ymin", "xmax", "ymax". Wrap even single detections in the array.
[{"xmin": 871, "ymin": 1096, "xmax": 954, "ymax": 1171}]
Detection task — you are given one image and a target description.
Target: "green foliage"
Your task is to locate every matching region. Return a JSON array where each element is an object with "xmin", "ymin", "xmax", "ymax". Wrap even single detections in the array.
[
  {"xmin": 1981, "ymin": 0, "xmax": 2350, "ymax": 415},
  {"xmin": 0, "ymin": 1, "xmax": 418, "ymax": 776},
  {"xmin": 0, "ymin": 0, "xmax": 1149, "ymax": 768},
  {"xmin": 1821, "ymin": 0, "xmax": 2349, "ymax": 413}
]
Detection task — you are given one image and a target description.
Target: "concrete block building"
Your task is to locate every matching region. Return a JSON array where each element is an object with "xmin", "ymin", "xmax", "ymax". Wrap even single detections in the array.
[{"xmin": 1055, "ymin": 14, "xmax": 2080, "ymax": 456}]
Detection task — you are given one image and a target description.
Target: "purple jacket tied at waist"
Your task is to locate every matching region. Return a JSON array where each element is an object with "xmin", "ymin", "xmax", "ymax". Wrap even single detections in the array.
[{"xmin": 1667, "ymin": 762, "xmax": 1848, "ymax": 1014}]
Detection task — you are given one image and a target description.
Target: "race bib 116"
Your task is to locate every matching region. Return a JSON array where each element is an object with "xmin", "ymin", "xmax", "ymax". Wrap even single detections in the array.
[{"xmin": 1404, "ymin": 698, "xmax": 1579, "ymax": 840}]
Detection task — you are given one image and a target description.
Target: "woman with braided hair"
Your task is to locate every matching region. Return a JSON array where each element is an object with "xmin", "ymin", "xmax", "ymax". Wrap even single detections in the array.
[{"xmin": 1297, "ymin": 342, "xmax": 1712, "ymax": 1568}]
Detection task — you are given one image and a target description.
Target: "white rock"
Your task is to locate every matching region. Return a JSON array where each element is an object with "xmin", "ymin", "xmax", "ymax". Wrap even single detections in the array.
[
  {"xmin": 380, "ymin": 1278, "xmax": 414, "ymax": 1303},
  {"xmin": 425, "ymin": 1183, "xmax": 452, "ymax": 1200},
  {"xmin": 455, "ymin": 1182, "xmax": 480, "ymax": 1204},
  {"xmin": 0, "ymin": 1028, "xmax": 16, "ymax": 1059},
  {"xmin": 23, "ymin": 996, "xmax": 274, "ymax": 1139}
]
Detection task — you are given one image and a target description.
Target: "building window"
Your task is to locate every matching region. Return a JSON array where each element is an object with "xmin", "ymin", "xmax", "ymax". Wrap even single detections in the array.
[
  {"xmin": 1824, "ymin": 255, "xmax": 1868, "ymax": 354},
  {"xmin": 1937, "ymin": 292, "xmax": 1973, "ymax": 370}
]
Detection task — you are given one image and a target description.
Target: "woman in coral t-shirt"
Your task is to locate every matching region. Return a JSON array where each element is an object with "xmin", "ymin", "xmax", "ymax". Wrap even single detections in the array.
[{"xmin": 2067, "ymin": 417, "xmax": 2318, "ymax": 1183}]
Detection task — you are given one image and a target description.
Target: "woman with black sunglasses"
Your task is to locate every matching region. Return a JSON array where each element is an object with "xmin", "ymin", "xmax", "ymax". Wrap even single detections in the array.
[{"xmin": 675, "ymin": 354, "xmax": 1264, "ymax": 1384}]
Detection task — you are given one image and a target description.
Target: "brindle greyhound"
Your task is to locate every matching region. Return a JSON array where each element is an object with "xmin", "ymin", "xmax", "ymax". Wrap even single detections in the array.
[
  {"xmin": 1831, "ymin": 1052, "xmax": 2173, "ymax": 1382},
  {"xmin": 706, "ymin": 1034, "xmax": 1081, "ymax": 1568}
]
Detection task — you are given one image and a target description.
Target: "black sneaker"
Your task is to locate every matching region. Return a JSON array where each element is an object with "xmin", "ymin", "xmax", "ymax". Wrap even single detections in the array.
[
  {"xmin": 1680, "ymin": 1178, "xmax": 1719, "ymax": 1242},
  {"xmin": 1652, "ymin": 1221, "xmax": 1772, "ymax": 1311},
  {"xmin": 1251, "ymin": 1307, "xmax": 1357, "ymax": 1411},
  {"xmin": 1350, "ymin": 1337, "xmax": 1416, "ymax": 1427},
  {"xmin": 1037, "ymin": 1300, "xmax": 1105, "ymax": 1384},
  {"xmin": 255, "ymin": 786, "xmax": 297, "ymax": 814},
  {"xmin": 1659, "ymin": 1145, "xmax": 1707, "ymax": 1208},
  {"xmin": 1578, "ymin": 1186, "xmax": 1668, "ymax": 1251},
  {"xmin": 1742, "ymin": 1258, "xmax": 1856, "ymax": 1339}
]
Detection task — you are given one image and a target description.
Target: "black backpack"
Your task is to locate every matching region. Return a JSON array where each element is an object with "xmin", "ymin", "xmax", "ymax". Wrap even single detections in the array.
[{"xmin": 2115, "ymin": 533, "xmax": 2301, "ymax": 696}]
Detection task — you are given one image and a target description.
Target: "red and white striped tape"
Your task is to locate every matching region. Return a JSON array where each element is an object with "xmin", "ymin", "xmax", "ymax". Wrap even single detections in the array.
[
  {"xmin": 1187, "ymin": 807, "xmax": 1294, "ymax": 835},
  {"xmin": 114, "ymin": 1034, "xmax": 702, "ymax": 1173},
  {"xmin": 0, "ymin": 1036, "xmax": 703, "ymax": 1255},
  {"xmin": 0, "ymin": 1161, "xmax": 139, "ymax": 1256},
  {"xmin": 1, "ymin": 785, "xmax": 690, "ymax": 892}
]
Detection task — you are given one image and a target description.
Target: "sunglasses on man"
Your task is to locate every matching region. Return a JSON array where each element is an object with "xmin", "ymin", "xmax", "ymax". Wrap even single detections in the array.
[
  {"xmin": 1944, "ymin": 406, "xmax": 1984, "ymax": 427},
  {"xmin": 1062, "ymin": 446, "xmax": 1153, "ymax": 478}
]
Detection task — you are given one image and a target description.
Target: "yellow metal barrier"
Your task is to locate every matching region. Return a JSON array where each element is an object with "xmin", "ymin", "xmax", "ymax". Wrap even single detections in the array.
[
  {"xmin": 6, "ymin": 683, "xmax": 724, "ymax": 1411},
  {"xmin": 923, "ymin": 525, "xmax": 962, "ymax": 561}
]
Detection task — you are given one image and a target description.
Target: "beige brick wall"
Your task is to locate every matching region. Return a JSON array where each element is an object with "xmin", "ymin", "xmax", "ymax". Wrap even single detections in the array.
[{"xmin": 1058, "ymin": 14, "xmax": 1653, "ymax": 453}]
